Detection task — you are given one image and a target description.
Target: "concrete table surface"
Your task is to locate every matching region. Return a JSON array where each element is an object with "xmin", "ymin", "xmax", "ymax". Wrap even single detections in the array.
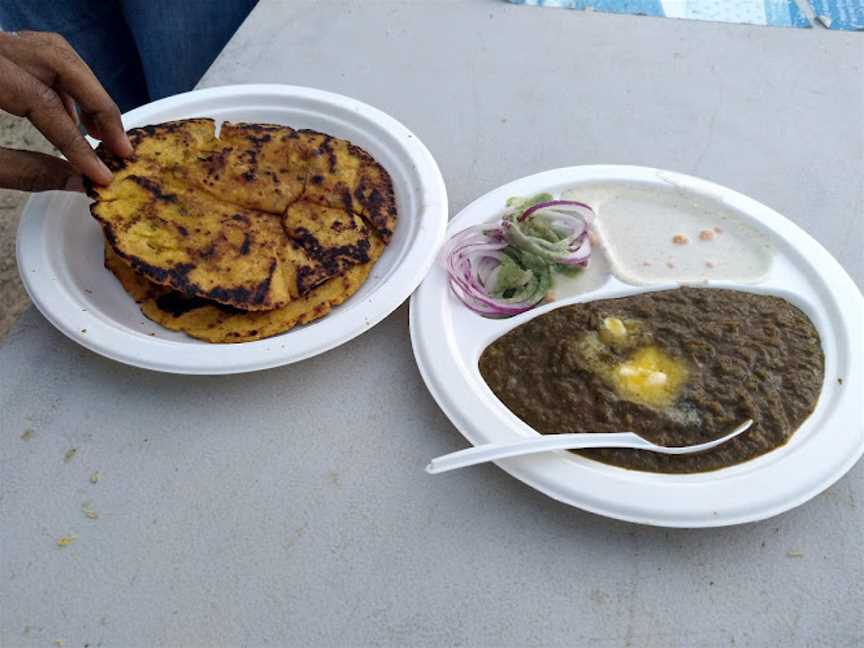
[{"xmin": 2, "ymin": 1, "xmax": 863, "ymax": 646}]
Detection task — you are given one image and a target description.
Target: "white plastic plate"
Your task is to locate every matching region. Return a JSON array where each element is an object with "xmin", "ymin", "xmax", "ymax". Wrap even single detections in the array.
[
  {"xmin": 411, "ymin": 166, "xmax": 864, "ymax": 527},
  {"xmin": 17, "ymin": 84, "xmax": 447, "ymax": 374}
]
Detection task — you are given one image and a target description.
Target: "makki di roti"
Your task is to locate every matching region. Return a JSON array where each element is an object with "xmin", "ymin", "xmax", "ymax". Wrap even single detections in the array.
[
  {"xmin": 104, "ymin": 239, "xmax": 384, "ymax": 343},
  {"xmin": 87, "ymin": 118, "xmax": 396, "ymax": 311},
  {"xmin": 86, "ymin": 118, "xmax": 396, "ymax": 342},
  {"xmin": 478, "ymin": 287, "xmax": 824, "ymax": 473}
]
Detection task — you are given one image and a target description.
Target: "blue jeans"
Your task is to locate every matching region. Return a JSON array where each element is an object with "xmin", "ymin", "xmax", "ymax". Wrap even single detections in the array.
[{"xmin": 0, "ymin": 0, "xmax": 258, "ymax": 112}]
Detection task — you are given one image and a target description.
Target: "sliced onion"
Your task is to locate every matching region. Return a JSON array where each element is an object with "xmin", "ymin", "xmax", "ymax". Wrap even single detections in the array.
[
  {"xmin": 441, "ymin": 196, "xmax": 595, "ymax": 317},
  {"xmin": 557, "ymin": 236, "xmax": 592, "ymax": 266},
  {"xmin": 503, "ymin": 200, "xmax": 593, "ymax": 266},
  {"xmin": 441, "ymin": 226, "xmax": 547, "ymax": 317},
  {"xmin": 518, "ymin": 199, "xmax": 595, "ymax": 224}
]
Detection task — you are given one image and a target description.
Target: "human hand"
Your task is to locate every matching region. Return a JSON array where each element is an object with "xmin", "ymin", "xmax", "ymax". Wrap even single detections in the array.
[{"xmin": 0, "ymin": 30, "xmax": 132, "ymax": 192}]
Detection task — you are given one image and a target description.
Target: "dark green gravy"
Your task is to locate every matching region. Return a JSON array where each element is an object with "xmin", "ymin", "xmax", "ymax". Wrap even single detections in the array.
[{"xmin": 478, "ymin": 287, "xmax": 824, "ymax": 473}]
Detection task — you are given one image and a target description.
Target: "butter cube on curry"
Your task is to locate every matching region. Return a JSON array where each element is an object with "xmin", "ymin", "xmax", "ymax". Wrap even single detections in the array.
[{"xmin": 612, "ymin": 346, "xmax": 688, "ymax": 408}]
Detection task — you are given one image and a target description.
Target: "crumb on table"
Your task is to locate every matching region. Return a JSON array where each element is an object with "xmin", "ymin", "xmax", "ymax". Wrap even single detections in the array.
[
  {"xmin": 81, "ymin": 500, "xmax": 98, "ymax": 519},
  {"xmin": 699, "ymin": 229, "xmax": 716, "ymax": 241},
  {"xmin": 672, "ymin": 234, "xmax": 689, "ymax": 245}
]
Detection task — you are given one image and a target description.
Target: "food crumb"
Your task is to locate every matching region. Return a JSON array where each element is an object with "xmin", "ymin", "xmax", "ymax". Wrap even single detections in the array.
[
  {"xmin": 699, "ymin": 229, "xmax": 716, "ymax": 241},
  {"xmin": 56, "ymin": 535, "xmax": 76, "ymax": 548},
  {"xmin": 90, "ymin": 471, "xmax": 100, "ymax": 484},
  {"xmin": 20, "ymin": 429, "xmax": 33, "ymax": 441},
  {"xmin": 714, "ymin": 227, "xmax": 722, "ymax": 233},
  {"xmin": 82, "ymin": 501, "xmax": 98, "ymax": 519},
  {"xmin": 81, "ymin": 329, "xmax": 87, "ymax": 334},
  {"xmin": 838, "ymin": 377, "xmax": 843, "ymax": 385},
  {"xmin": 63, "ymin": 448, "xmax": 77, "ymax": 463},
  {"xmin": 641, "ymin": 261, "xmax": 651, "ymax": 267},
  {"xmin": 705, "ymin": 261, "xmax": 715, "ymax": 269},
  {"xmin": 672, "ymin": 234, "xmax": 689, "ymax": 245},
  {"xmin": 666, "ymin": 261, "xmax": 675, "ymax": 269},
  {"xmin": 786, "ymin": 549, "xmax": 804, "ymax": 558}
]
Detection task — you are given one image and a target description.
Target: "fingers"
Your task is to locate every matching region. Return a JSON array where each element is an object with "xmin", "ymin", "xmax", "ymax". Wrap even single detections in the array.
[
  {"xmin": 81, "ymin": 111, "xmax": 107, "ymax": 142},
  {"xmin": 60, "ymin": 91, "xmax": 79, "ymax": 125},
  {"xmin": 0, "ymin": 146, "xmax": 84, "ymax": 192},
  {"xmin": 0, "ymin": 31, "xmax": 132, "ymax": 158},
  {"xmin": 0, "ymin": 54, "xmax": 113, "ymax": 185}
]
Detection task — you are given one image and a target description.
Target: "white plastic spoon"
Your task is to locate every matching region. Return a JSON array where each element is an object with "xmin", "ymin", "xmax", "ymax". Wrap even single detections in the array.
[{"xmin": 426, "ymin": 419, "xmax": 753, "ymax": 475}]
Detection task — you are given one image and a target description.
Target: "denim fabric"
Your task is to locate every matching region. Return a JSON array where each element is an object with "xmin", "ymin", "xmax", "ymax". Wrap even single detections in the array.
[{"xmin": 0, "ymin": 0, "xmax": 257, "ymax": 112}]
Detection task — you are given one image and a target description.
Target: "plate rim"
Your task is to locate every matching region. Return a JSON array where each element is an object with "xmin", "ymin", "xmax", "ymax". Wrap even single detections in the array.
[
  {"xmin": 17, "ymin": 83, "xmax": 448, "ymax": 374},
  {"xmin": 410, "ymin": 164, "xmax": 864, "ymax": 527}
]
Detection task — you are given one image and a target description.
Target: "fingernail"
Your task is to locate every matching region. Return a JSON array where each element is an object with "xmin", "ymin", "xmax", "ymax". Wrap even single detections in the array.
[{"xmin": 122, "ymin": 133, "xmax": 134, "ymax": 156}]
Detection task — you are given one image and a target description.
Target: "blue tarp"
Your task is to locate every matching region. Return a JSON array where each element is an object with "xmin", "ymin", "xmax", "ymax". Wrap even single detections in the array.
[
  {"xmin": 811, "ymin": 0, "xmax": 864, "ymax": 29},
  {"xmin": 506, "ymin": 0, "xmax": 813, "ymax": 29}
]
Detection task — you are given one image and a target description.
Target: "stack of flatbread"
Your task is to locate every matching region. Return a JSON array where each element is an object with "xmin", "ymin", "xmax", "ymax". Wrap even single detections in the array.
[{"xmin": 86, "ymin": 119, "xmax": 396, "ymax": 343}]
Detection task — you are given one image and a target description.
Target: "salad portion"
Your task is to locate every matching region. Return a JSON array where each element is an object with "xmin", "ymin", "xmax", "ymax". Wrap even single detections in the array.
[{"xmin": 441, "ymin": 194, "xmax": 594, "ymax": 317}]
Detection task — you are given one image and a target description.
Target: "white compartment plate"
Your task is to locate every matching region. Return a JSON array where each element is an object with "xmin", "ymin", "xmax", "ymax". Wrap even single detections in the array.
[
  {"xmin": 17, "ymin": 84, "xmax": 447, "ymax": 374},
  {"xmin": 410, "ymin": 166, "xmax": 863, "ymax": 527}
]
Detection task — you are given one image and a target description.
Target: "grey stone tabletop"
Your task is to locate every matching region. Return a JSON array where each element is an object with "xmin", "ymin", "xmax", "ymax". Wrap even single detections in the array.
[{"xmin": 2, "ymin": 1, "xmax": 862, "ymax": 646}]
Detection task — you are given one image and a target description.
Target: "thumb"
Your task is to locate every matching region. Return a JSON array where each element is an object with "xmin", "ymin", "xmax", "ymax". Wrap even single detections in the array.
[{"xmin": 0, "ymin": 147, "xmax": 84, "ymax": 192}]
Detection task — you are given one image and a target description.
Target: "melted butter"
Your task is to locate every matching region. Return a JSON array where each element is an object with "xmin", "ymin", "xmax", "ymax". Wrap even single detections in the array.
[
  {"xmin": 572, "ymin": 318, "xmax": 688, "ymax": 409},
  {"xmin": 603, "ymin": 317, "xmax": 627, "ymax": 337},
  {"xmin": 612, "ymin": 346, "xmax": 688, "ymax": 408}
]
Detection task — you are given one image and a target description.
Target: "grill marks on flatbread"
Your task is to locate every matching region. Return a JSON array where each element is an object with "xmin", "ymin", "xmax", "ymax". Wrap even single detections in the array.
[
  {"xmin": 88, "ymin": 118, "xmax": 395, "ymax": 311},
  {"xmin": 104, "ymin": 236, "xmax": 384, "ymax": 343},
  {"xmin": 190, "ymin": 122, "xmax": 306, "ymax": 214},
  {"xmin": 92, "ymin": 163, "xmax": 295, "ymax": 310},
  {"xmin": 283, "ymin": 200, "xmax": 373, "ymax": 294},
  {"xmin": 295, "ymin": 129, "xmax": 398, "ymax": 241}
]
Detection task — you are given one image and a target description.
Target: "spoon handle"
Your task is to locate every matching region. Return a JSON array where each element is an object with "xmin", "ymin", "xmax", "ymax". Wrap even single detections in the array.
[
  {"xmin": 425, "ymin": 420, "xmax": 752, "ymax": 475},
  {"xmin": 426, "ymin": 432, "xmax": 647, "ymax": 475}
]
